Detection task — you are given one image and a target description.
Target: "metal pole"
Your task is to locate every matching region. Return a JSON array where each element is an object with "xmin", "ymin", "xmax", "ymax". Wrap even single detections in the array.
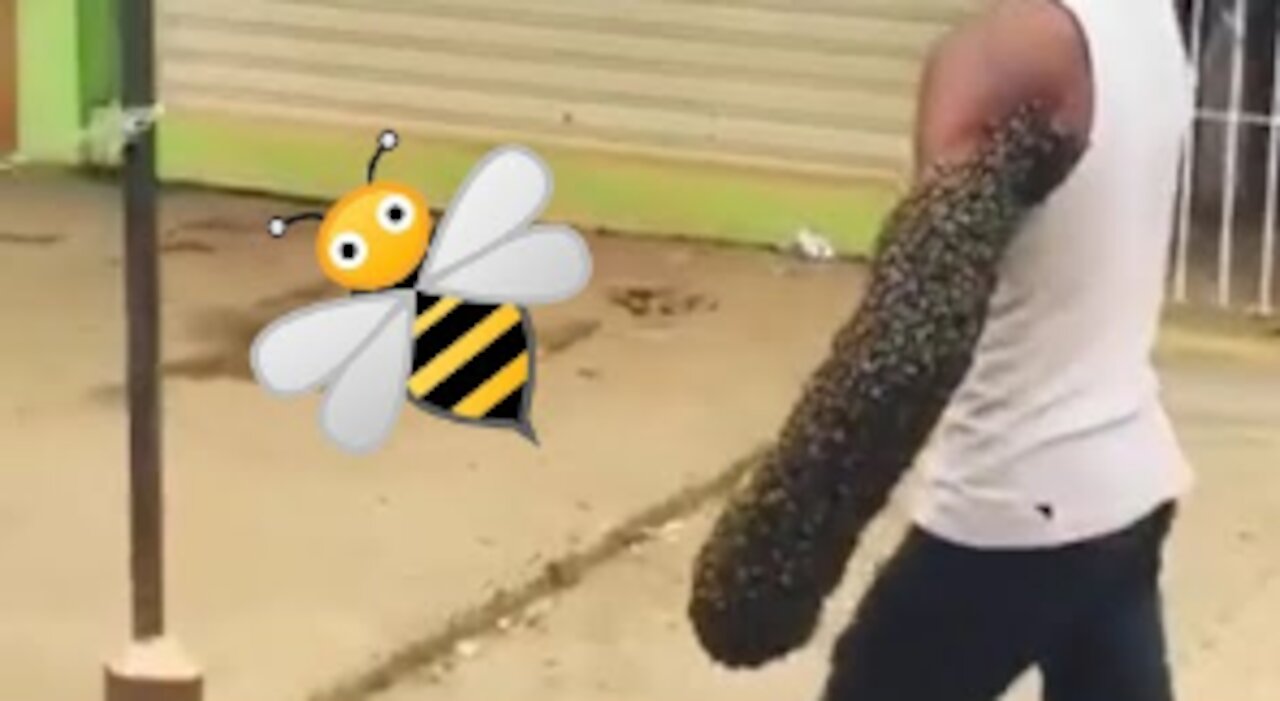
[
  {"xmin": 120, "ymin": 0, "xmax": 164, "ymax": 641},
  {"xmin": 1260, "ymin": 14, "xmax": 1280, "ymax": 315},
  {"xmin": 1218, "ymin": 0, "xmax": 1248, "ymax": 308},
  {"xmin": 105, "ymin": 1, "xmax": 201, "ymax": 698},
  {"xmin": 1175, "ymin": 0, "xmax": 1208, "ymax": 303}
]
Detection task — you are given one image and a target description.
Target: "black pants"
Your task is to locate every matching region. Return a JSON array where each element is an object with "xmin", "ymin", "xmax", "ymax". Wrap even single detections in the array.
[{"xmin": 822, "ymin": 503, "xmax": 1177, "ymax": 701}]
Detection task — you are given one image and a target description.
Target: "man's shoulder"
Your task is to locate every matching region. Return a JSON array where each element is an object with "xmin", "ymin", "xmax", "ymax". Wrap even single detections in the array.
[
  {"xmin": 913, "ymin": 0, "xmax": 1092, "ymax": 171},
  {"xmin": 924, "ymin": 0, "xmax": 1089, "ymax": 119}
]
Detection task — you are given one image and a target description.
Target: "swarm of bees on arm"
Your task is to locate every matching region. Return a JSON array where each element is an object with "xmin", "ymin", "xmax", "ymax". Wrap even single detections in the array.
[{"xmin": 687, "ymin": 105, "xmax": 1084, "ymax": 668}]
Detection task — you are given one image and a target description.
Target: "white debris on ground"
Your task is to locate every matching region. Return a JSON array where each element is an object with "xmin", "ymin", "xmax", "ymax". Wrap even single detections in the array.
[
  {"xmin": 655, "ymin": 520, "xmax": 685, "ymax": 542},
  {"xmin": 453, "ymin": 640, "xmax": 482, "ymax": 660},
  {"xmin": 787, "ymin": 227, "xmax": 837, "ymax": 261},
  {"xmin": 640, "ymin": 519, "xmax": 686, "ymax": 544},
  {"xmin": 520, "ymin": 599, "xmax": 556, "ymax": 628},
  {"xmin": 0, "ymin": 153, "xmax": 27, "ymax": 172}
]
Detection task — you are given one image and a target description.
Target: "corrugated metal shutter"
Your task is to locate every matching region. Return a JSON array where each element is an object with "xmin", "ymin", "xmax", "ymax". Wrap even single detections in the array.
[{"xmin": 158, "ymin": 0, "xmax": 975, "ymax": 180}]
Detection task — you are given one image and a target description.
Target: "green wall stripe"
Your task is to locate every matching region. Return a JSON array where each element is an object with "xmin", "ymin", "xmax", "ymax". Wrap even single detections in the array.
[
  {"xmin": 76, "ymin": 0, "xmax": 119, "ymax": 122},
  {"xmin": 17, "ymin": 0, "xmax": 82, "ymax": 162},
  {"xmin": 159, "ymin": 112, "xmax": 899, "ymax": 255}
]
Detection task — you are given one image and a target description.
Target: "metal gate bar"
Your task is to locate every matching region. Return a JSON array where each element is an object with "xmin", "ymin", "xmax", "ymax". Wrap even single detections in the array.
[
  {"xmin": 1216, "ymin": 0, "xmax": 1247, "ymax": 308},
  {"xmin": 1174, "ymin": 0, "xmax": 1279, "ymax": 315},
  {"xmin": 1260, "ymin": 12, "xmax": 1280, "ymax": 315},
  {"xmin": 1174, "ymin": 0, "xmax": 1208, "ymax": 304}
]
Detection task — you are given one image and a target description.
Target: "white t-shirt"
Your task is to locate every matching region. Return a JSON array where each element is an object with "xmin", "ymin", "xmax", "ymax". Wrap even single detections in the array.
[{"xmin": 913, "ymin": 0, "xmax": 1196, "ymax": 548}]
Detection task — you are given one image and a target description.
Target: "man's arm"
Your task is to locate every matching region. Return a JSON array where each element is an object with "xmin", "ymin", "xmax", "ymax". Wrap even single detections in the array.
[{"xmin": 687, "ymin": 0, "xmax": 1091, "ymax": 669}]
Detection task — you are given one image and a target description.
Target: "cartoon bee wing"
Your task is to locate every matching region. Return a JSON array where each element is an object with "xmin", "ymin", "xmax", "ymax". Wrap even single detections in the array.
[
  {"xmin": 251, "ymin": 293, "xmax": 413, "ymax": 454},
  {"xmin": 251, "ymin": 294, "xmax": 405, "ymax": 394},
  {"xmin": 317, "ymin": 300, "xmax": 413, "ymax": 454},
  {"xmin": 417, "ymin": 224, "xmax": 592, "ymax": 305},
  {"xmin": 417, "ymin": 145, "xmax": 552, "ymax": 286}
]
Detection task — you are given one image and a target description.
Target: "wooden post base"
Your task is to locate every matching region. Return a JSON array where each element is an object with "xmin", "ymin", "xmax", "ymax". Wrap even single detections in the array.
[{"xmin": 105, "ymin": 638, "xmax": 203, "ymax": 701}]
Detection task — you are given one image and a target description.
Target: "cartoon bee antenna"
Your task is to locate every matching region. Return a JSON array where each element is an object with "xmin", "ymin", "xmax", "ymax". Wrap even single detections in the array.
[
  {"xmin": 366, "ymin": 129, "xmax": 399, "ymax": 183},
  {"xmin": 267, "ymin": 129, "xmax": 400, "ymax": 239}
]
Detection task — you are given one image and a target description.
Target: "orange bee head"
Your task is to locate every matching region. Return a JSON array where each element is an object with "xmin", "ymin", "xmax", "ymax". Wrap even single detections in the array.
[{"xmin": 267, "ymin": 130, "xmax": 433, "ymax": 292}]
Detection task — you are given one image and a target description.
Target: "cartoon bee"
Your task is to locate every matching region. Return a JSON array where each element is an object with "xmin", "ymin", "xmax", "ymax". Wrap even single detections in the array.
[{"xmin": 250, "ymin": 130, "xmax": 592, "ymax": 454}]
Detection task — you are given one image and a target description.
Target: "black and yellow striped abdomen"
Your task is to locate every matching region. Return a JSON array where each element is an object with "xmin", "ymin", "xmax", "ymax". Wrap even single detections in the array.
[{"xmin": 407, "ymin": 293, "xmax": 533, "ymax": 425}]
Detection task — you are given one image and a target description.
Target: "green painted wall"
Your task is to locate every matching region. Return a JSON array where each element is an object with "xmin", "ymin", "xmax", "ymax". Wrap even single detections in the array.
[
  {"xmin": 76, "ymin": 0, "xmax": 118, "ymax": 122},
  {"xmin": 17, "ymin": 0, "xmax": 81, "ymax": 162},
  {"xmin": 17, "ymin": 0, "xmax": 901, "ymax": 254},
  {"xmin": 159, "ymin": 113, "xmax": 900, "ymax": 255}
]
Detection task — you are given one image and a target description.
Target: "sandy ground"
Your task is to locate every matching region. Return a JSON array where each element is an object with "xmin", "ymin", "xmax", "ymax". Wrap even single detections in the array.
[
  {"xmin": 375, "ymin": 354, "xmax": 1280, "ymax": 701},
  {"xmin": 1, "ymin": 171, "xmax": 1277, "ymax": 701}
]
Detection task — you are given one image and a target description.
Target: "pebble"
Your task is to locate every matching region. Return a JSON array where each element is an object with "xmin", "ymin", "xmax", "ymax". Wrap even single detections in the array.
[{"xmin": 454, "ymin": 639, "xmax": 481, "ymax": 659}]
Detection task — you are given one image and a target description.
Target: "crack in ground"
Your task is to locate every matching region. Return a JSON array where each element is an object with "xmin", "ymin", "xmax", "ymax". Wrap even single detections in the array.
[
  {"xmin": 0, "ymin": 231, "xmax": 64, "ymax": 246},
  {"xmin": 308, "ymin": 446, "xmax": 769, "ymax": 701}
]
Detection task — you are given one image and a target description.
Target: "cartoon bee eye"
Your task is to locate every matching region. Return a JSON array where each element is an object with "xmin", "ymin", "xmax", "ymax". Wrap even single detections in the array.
[
  {"xmin": 377, "ymin": 194, "xmax": 415, "ymax": 234},
  {"xmin": 329, "ymin": 231, "xmax": 369, "ymax": 270}
]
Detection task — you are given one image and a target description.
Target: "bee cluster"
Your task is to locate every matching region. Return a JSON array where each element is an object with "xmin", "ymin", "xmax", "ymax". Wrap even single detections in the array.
[{"xmin": 687, "ymin": 105, "xmax": 1083, "ymax": 668}]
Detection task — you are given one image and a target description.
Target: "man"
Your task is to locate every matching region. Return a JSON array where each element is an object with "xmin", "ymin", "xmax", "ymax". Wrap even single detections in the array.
[{"xmin": 688, "ymin": 1, "xmax": 1194, "ymax": 700}]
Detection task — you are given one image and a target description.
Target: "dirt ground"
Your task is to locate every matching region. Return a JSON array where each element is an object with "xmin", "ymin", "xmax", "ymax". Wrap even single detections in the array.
[
  {"xmin": 374, "ymin": 354, "xmax": 1280, "ymax": 701},
  {"xmin": 1, "ymin": 171, "xmax": 1278, "ymax": 701}
]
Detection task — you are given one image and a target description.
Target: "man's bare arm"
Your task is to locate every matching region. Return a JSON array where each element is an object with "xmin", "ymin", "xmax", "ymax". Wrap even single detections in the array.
[
  {"xmin": 915, "ymin": 0, "xmax": 1092, "ymax": 176},
  {"xmin": 687, "ymin": 1, "xmax": 1091, "ymax": 669}
]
